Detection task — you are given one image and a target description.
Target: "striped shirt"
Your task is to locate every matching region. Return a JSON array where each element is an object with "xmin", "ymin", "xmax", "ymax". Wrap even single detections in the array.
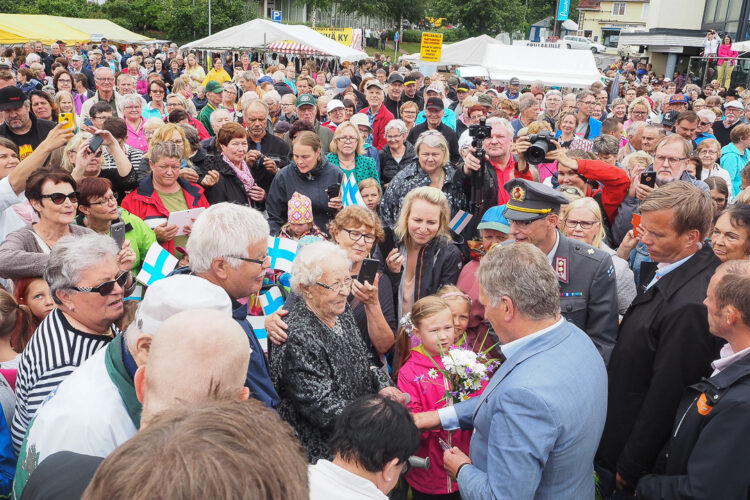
[{"xmin": 11, "ymin": 309, "xmax": 117, "ymax": 452}]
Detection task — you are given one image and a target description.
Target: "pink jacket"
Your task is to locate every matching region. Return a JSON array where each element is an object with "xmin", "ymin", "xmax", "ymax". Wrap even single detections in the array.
[
  {"xmin": 397, "ymin": 349, "xmax": 485, "ymax": 495},
  {"xmin": 718, "ymin": 44, "xmax": 739, "ymax": 66}
]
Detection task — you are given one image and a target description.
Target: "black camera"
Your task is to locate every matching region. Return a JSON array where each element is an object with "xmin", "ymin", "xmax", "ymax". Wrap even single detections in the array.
[
  {"xmin": 468, "ymin": 118, "xmax": 491, "ymax": 147},
  {"xmin": 525, "ymin": 131, "xmax": 554, "ymax": 165}
]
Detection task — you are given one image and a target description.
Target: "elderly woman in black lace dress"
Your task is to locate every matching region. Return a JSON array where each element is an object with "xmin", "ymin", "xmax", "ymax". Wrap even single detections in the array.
[{"xmin": 269, "ymin": 240, "xmax": 403, "ymax": 463}]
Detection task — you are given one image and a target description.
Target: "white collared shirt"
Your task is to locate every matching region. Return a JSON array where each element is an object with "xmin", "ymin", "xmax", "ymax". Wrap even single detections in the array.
[
  {"xmin": 645, "ymin": 246, "xmax": 700, "ymax": 290},
  {"xmin": 711, "ymin": 343, "xmax": 750, "ymax": 376},
  {"xmin": 546, "ymin": 231, "xmax": 560, "ymax": 265}
]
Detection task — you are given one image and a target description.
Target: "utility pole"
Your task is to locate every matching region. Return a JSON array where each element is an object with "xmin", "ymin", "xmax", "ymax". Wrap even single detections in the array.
[
  {"xmin": 209, "ymin": 0, "xmax": 212, "ymax": 36},
  {"xmin": 553, "ymin": 0, "xmax": 560, "ymax": 39}
]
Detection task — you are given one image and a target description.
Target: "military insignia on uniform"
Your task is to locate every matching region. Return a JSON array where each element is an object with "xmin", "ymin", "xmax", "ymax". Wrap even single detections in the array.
[
  {"xmin": 554, "ymin": 257, "xmax": 568, "ymax": 283},
  {"xmin": 696, "ymin": 393, "xmax": 713, "ymax": 416},
  {"xmin": 608, "ymin": 265, "xmax": 615, "ymax": 277},
  {"xmin": 587, "ymin": 248, "xmax": 595, "ymax": 255},
  {"xmin": 511, "ymin": 186, "xmax": 525, "ymax": 202}
]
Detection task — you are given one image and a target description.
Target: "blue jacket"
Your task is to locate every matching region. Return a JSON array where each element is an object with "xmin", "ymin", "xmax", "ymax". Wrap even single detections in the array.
[
  {"xmin": 720, "ymin": 142, "xmax": 749, "ymax": 196},
  {"xmin": 585, "ymin": 116, "xmax": 602, "ymax": 140},
  {"xmin": 453, "ymin": 319, "xmax": 608, "ymax": 500},
  {"xmin": 233, "ymin": 303, "xmax": 280, "ymax": 409},
  {"xmin": 415, "ymin": 107, "xmax": 457, "ymax": 131}
]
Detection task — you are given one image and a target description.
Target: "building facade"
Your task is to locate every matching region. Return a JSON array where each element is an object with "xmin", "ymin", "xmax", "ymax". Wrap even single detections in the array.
[{"xmin": 577, "ymin": 0, "xmax": 650, "ymax": 53}]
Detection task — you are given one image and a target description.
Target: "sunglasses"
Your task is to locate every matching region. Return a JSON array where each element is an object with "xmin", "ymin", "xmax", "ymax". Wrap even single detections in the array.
[
  {"xmin": 40, "ymin": 191, "xmax": 79, "ymax": 204},
  {"xmin": 71, "ymin": 270, "xmax": 129, "ymax": 296}
]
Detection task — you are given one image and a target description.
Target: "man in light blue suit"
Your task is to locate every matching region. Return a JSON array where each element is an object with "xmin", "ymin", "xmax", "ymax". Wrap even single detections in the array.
[{"xmin": 415, "ymin": 242, "xmax": 608, "ymax": 499}]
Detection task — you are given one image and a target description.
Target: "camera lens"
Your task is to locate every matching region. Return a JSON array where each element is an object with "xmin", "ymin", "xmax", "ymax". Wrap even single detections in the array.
[{"xmin": 526, "ymin": 139, "xmax": 550, "ymax": 165}]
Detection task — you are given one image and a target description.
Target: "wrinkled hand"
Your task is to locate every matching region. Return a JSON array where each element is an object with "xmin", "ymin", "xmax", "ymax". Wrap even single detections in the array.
[
  {"xmin": 352, "ymin": 274, "xmax": 379, "ymax": 306},
  {"xmin": 200, "ymin": 169, "xmax": 220, "ymax": 186},
  {"xmin": 385, "ymin": 248, "xmax": 404, "ymax": 274},
  {"xmin": 263, "ymin": 156, "xmax": 279, "ymax": 174},
  {"xmin": 116, "ymin": 241, "xmax": 136, "ymax": 272},
  {"xmin": 627, "ymin": 166, "xmax": 647, "ymax": 198},
  {"xmin": 412, "ymin": 410, "xmax": 442, "ymax": 431},
  {"xmin": 248, "ymin": 185, "xmax": 266, "ymax": 202},
  {"xmin": 544, "ymin": 140, "xmax": 575, "ymax": 168},
  {"xmin": 462, "ymin": 146, "xmax": 482, "ymax": 175},
  {"xmin": 635, "ymin": 183, "xmax": 654, "ymax": 201},
  {"xmin": 92, "ymin": 129, "xmax": 117, "ymax": 148},
  {"xmin": 182, "ymin": 218, "xmax": 196, "ymax": 236},
  {"xmin": 617, "ymin": 229, "xmax": 641, "ymax": 260},
  {"xmin": 328, "ymin": 196, "xmax": 343, "ymax": 211},
  {"xmin": 245, "ymin": 150, "xmax": 262, "ymax": 164},
  {"xmin": 443, "ymin": 448, "xmax": 471, "ymax": 481},
  {"xmin": 179, "ymin": 167, "xmax": 200, "ymax": 183},
  {"xmin": 266, "ymin": 309, "xmax": 289, "ymax": 345},
  {"xmin": 515, "ymin": 136, "xmax": 532, "ymax": 172},
  {"xmin": 378, "ymin": 386, "xmax": 406, "ymax": 405},
  {"xmin": 40, "ymin": 122, "xmax": 75, "ymax": 151},
  {"xmin": 154, "ymin": 222, "xmax": 179, "ymax": 243}
]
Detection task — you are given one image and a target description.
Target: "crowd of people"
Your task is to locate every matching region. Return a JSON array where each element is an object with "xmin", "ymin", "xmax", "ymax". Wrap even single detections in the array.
[{"xmin": 0, "ymin": 36, "xmax": 749, "ymax": 499}]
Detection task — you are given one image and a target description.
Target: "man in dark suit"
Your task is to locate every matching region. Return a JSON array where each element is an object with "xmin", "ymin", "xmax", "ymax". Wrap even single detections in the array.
[
  {"xmin": 597, "ymin": 181, "xmax": 722, "ymax": 497},
  {"xmin": 502, "ymin": 178, "xmax": 619, "ymax": 363}
]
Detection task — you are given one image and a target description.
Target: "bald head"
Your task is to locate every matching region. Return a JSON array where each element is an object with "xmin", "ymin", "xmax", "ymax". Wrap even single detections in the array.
[{"xmin": 137, "ymin": 309, "xmax": 250, "ymax": 426}]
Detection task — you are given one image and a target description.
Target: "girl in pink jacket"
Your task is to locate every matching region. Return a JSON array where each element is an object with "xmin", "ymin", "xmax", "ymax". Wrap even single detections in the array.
[
  {"xmin": 717, "ymin": 35, "xmax": 739, "ymax": 89},
  {"xmin": 396, "ymin": 296, "xmax": 485, "ymax": 499}
]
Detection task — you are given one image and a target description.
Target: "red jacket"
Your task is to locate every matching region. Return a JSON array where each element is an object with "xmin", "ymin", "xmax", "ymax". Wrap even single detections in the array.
[
  {"xmin": 358, "ymin": 104, "xmax": 394, "ymax": 150},
  {"xmin": 577, "ymin": 159, "xmax": 630, "ymax": 222},
  {"xmin": 121, "ymin": 175, "xmax": 210, "ymax": 255}
]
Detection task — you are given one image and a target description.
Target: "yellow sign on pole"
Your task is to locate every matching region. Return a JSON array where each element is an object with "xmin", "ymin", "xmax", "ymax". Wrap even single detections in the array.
[
  {"xmin": 313, "ymin": 27, "xmax": 354, "ymax": 47},
  {"xmin": 420, "ymin": 32, "xmax": 443, "ymax": 62}
]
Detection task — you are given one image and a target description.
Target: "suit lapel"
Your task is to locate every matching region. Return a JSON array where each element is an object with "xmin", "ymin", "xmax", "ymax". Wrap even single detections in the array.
[{"xmin": 472, "ymin": 322, "xmax": 571, "ymax": 420}]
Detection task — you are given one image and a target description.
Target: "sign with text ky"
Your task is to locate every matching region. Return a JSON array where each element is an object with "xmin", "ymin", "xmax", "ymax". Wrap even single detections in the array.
[
  {"xmin": 420, "ymin": 32, "xmax": 443, "ymax": 63},
  {"xmin": 314, "ymin": 27, "xmax": 353, "ymax": 46}
]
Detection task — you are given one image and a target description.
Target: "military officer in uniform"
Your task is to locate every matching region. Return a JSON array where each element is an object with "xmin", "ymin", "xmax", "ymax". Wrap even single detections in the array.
[{"xmin": 502, "ymin": 178, "xmax": 619, "ymax": 364}]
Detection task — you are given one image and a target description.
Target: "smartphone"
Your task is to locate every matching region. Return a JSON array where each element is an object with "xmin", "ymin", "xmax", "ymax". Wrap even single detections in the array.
[
  {"xmin": 110, "ymin": 221, "xmax": 126, "ymax": 248},
  {"xmin": 326, "ymin": 183, "xmax": 341, "ymax": 199},
  {"xmin": 357, "ymin": 258, "xmax": 379, "ymax": 285},
  {"xmin": 58, "ymin": 112, "xmax": 74, "ymax": 130},
  {"xmin": 640, "ymin": 171, "xmax": 655, "ymax": 188},
  {"xmin": 83, "ymin": 117, "xmax": 93, "ymax": 127},
  {"xmin": 89, "ymin": 134, "xmax": 104, "ymax": 154}
]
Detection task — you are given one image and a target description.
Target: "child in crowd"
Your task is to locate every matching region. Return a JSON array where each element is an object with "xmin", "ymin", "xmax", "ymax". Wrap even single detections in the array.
[
  {"xmin": 358, "ymin": 178, "xmax": 382, "ymax": 212},
  {"xmin": 279, "ymin": 192, "xmax": 326, "ymax": 241},
  {"xmin": 436, "ymin": 285, "xmax": 472, "ymax": 345},
  {"xmin": 396, "ymin": 296, "xmax": 480, "ymax": 500},
  {"xmin": 11, "ymin": 278, "xmax": 53, "ymax": 351}
]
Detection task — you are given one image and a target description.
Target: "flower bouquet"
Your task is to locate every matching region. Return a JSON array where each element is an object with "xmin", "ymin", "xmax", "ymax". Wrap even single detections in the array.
[{"xmin": 430, "ymin": 336, "xmax": 501, "ymax": 405}]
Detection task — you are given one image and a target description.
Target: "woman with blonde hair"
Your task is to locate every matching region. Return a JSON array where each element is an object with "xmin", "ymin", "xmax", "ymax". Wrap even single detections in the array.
[
  {"xmin": 184, "ymin": 53, "xmax": 206, "ymax": 90},
  {"xmin": 625, "ymin": 96, "xmax": 651, "ymax": 126},
  {"xmin": 696, "ymin": 138, "xmax": 732, "ymax": 186},
  {"xmin": 400, "ymin": 101, "xmax": 419, "ymax": 133},
  {"xmin": 53, "ymin": 90, "xmax": 77, "ymax": 129},
  {"xmin": 561, "ymin": 197, "xmax": 635, "ymax": 315},
  {"xmin": 326, "ymin": 121, "xmax": 379, "ymax": 185},
  {"xmin": 382, "ymin": 186, "xmax": 462, "ymax": 318}
]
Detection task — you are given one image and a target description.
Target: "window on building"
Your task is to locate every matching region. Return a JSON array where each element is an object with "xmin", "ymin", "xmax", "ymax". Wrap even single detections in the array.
[
  {"xmin": 642, "ymin": 3, "xmax": 649, "ymax": 18},
  {"xmin": 704, "ymin": 0, "xmax": 718, "ymax": 23},
  {"xmin": 612, "ymin": 2, "xmax": 626, "ymax": 16},
  {"xmin": 602, "ymin": 29, "xmax": 620, "ymax": 48}
]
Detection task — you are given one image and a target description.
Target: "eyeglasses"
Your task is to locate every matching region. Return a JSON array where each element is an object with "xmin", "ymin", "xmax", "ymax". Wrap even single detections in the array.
[
  {"xmin": 40, "ymin": 191, "xmax": 79, "ymax": 204},
  {"xmin": 88, "ymin": 195, "xmax": 117, "ymax": 206},
  {"xmin": 230, "ymin": 254, "xmax": 270, "ymax": 265},
  {"xmin": 565, "ymin": 219, "xmax": 599, "ymax": 229},
  {"xmin": 654, "ymin": 155, "xmax": 687, "ymax": 164},
  {"xmin": 96, "ymin": 77, "xmax": 115, "ymax": 82},
  {"xmin": 385, "ymin": 134, "xmax": 403, "ymax": 140},
  {"xmin": 150, "ymin": 90, "xmax": 164, "ymax": 95},
  {"xmin": 70, "ymin": 270, "xmax": 129, "ymax": 296},
  {"xmin": 342, "ymin": 228, "xmax": 376, "ymax": 244},
  {"xmin": 337, "ymin": 136, "xmax": 358, "ymax": 143},
  {"xmin": 316, "ymin": 278, "xmax": 353, "ymax": 293},
  {"xmin": 631, "ymin": 111, "xmax": 648, "ymax": 116},
  {"xmin": 580, "ymin": 100, "xmax": 596, "ymax": 106},
  {"xmin": 699, "ymin": 121, "xmax": 712, "ymax": 126}
]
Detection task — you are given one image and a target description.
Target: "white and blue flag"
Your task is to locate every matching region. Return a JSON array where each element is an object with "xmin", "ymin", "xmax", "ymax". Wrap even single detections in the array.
[
  {"xmin": 267, "ymin": 237, "xmax": 298, "ymax": 272},
  {"xmin": 136, "ymin": 243, "xmax": 178, "ymax": 286},
  {"xmin": 341, "ymin": 172, "xmax": 364, "ymax": 207}
]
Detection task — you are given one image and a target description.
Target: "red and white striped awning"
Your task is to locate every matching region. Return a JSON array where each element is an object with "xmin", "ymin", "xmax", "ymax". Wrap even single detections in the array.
[{"xmin": 266, "ymin": 40, "xmax": 323, "ymax": 55}]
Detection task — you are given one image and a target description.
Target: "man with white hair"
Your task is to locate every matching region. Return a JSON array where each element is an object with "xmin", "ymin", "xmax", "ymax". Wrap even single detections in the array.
[
  {"xmin": 510, "ymin": 93, "xmax": 540, "ymax": 136},
  {"xmin": 79, "ymin": 67, "xmax": 123, "ymax": 120},
  {"xmin": 618, "ymin": 121, "xmax": 648, "ymax": 162},
  {"xmin": 272, "ymin": 70, "xmax": 293, "ymax": 96},
  {"xmin": 13, "ymin": 275, "xmax": 234, "ymax": 497},
  {"xmin": 183, "ymin": 203, "xmax": 280, "ymax": 409},
  {"xmin": 199, "ymin": 109, "xmax": 233, "ymax": 156},
  {"xmin": 16, "ymin": 308, "xmax": 250, "ymax": 499}
]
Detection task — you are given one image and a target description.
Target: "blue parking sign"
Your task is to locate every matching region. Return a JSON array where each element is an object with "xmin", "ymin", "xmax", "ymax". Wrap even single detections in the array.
[{"xmin": 272, "ymin": 10, "xmax": 282, "ymax": 23}]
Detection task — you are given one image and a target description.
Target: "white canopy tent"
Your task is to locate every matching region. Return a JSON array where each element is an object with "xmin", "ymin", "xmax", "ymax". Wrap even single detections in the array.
[
  {"xmin": 456, "ymin": 44, "xmax": 602, "ymax": 88},
  {"xmin": 181, "ymin": 19, "xmax": 367, "ymax": 63},
  {"xmin": 732, "ymin": 40, "xmax": 750, "ymax": 53},
  {"xmin": 401, "ymin": 34, "xmax": 505, "ymax": 66}
]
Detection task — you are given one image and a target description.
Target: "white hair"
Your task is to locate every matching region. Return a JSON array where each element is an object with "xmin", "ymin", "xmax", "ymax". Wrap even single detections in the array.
[
  {"xmin": 187, "ymin": 203, "xmax": 270, "ymax": 274},
  {"xmin": 486, "ymin": 116, "xmax": 515, "ymax": 138},
  {"xmin": 272, "ymin": 71, "xmax": 285, "ymax": 83},
  {"xmin": 243, "ymin": 98, "xmax": 268, "ymax": 117},
  {"xmin": 697, "ymin": 109, "xmax": 717, "ymax": 123},
  {"xmin": 290, "ymin": 241, "xmax": 350, "ymax": 294},
  {"xmin": 625, "ymin": 120, "xmax": 648, "ymax": 137},
  {"xmin": 209, "ymin": 109, "xmax": 231, "ymax": 131},
  {"xmin": 384, "ymin": 119, "xmax": 407, "ymax": 136},
  {"xmin": 25, "ymin": 53, "xmax": 41, "ymax": 65},
  {"xmin": 121, "ymin": 93, "xmax": 143, "ymax": 108},
  {"xmin": 45, "ymin": 234, "xmax": 120, "ymax": 305},
  {"xmin": 262, "ymin": 90, "xmax": 281, "ymax": 105}
]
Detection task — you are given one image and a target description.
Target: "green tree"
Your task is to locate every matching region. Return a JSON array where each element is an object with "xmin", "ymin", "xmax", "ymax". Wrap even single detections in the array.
[{"xmin": 431, "ymin": 0, "xmax": 525, "ymax": 35}]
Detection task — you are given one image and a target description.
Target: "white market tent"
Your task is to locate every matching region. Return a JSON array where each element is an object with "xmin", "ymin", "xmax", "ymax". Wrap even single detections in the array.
[
  {"xmin": 182, "ymin": 19, "xmax": 367, "ymax": 63},
  {"xmin": 401, "ymin": 34, "xmax": 505, "ymax": 66},
  {"xmin": 456, "ymin": 44, "xmax": 602, "ymax": 88}
]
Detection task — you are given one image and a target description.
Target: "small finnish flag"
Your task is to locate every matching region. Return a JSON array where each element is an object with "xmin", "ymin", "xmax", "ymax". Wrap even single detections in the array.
[
  {"xmin": 260, "ymin": 286, "xmax": 285, "ymax": 316},
  {"xmin": 247, "ymin": 315, "xmax": 268, "ymax": 354},
  {"xmin": 136, "ymin": 243, "xmax": 178, "ymax": 286},
  {"xmin": 268, "ymin": 237, "xmax": 298, "ymax": 273},
  {"xmin": 449, "ymin": 210, "xmax": 473, "ymax": 234},
  {"xmin": 341, "ymin": 172, "xmax": 364, "ymax": 207}
]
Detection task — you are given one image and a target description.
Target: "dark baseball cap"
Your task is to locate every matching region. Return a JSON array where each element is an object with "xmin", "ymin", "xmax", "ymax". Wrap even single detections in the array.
[
  {"xmin": 426, "ymin": 97, "xmax": 444, "ymax": 111},
  {"xmin": 0, "ymin": 86, "xmax": 27, "ymax": 111},
  {"xmin": 387, "ymin": 73, "xmax": 404, "ymax": 84}
]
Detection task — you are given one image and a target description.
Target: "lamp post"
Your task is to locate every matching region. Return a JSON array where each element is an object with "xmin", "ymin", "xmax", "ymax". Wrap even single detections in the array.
[{"xmin": 209, "ymin": 0, "xmax": 212, "ymax": 36}]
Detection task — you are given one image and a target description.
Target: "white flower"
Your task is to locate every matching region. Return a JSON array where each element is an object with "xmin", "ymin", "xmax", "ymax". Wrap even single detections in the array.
[{"xmin": 428, "ymin": 368, "xmax": 438, "ymax": 379}]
